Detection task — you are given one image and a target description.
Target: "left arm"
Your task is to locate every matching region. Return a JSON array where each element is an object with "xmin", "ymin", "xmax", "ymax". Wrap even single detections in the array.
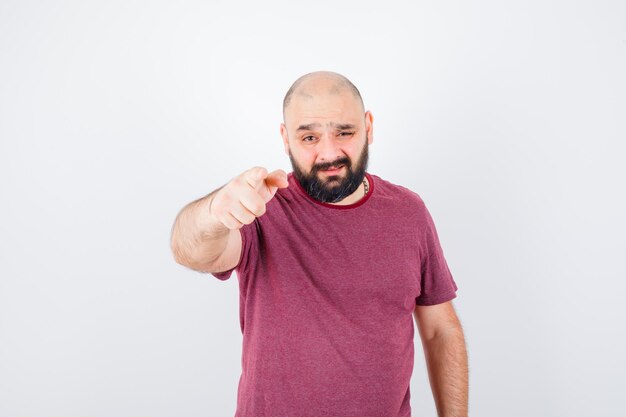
[{"xmin": 414, "ymin": 300, "xmax": 468, "ymax": 417}]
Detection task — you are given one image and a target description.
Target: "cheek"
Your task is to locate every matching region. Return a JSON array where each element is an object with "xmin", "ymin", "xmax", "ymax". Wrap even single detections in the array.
[
  {"xmin": 344, "ymin": 144, "xmax": 362, "ymax": 162},
  {"xmin": 296, "ymin": 149, "xmax": 316, "ymax": 165},
  {"xmin": 291, "ymin": 148, "xmax": 316, "ymax": 168}
]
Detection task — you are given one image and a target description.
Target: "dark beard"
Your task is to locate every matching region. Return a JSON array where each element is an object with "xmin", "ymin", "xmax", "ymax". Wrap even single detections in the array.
[{"xmin": 289, "ymin": 143, "xmax": 369, "ymax": 203}]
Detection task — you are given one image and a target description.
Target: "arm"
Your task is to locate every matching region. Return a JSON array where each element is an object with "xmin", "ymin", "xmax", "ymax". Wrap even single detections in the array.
[
  {"xmin": 414, "ymin": 301, "xmax": 469, "ymax": 417},
  {"xmin": 169, "ymin": 167, "xmax": 288, "ymax": 273},
  {"xmin": 170, "ymin": 188, "xmax": 242, "ymax": 273}
]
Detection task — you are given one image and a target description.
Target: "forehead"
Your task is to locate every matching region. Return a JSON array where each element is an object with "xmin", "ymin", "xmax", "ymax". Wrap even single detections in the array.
[{"xmin": 285, "ymin": 91, "xmax": 363, "ymax": 131}]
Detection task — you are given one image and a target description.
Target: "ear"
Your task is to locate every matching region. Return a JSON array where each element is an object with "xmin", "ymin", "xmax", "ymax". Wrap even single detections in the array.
[
  {"xmin": 280, "ymin": 123, "xmax": 290, "ymax": 155},
  {"xmin": 364, "ymin": 110, "xmax": 374, "ymax": 145}
]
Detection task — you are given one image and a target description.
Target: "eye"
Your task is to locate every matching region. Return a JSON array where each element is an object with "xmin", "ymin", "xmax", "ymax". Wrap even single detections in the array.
[
  {"xmin": 302, "ymin": 135, "xmax": 316, "ymax": 142},
  {"xmin": 339, "ymin": 132, "xmax": 355, "ymax": 137}
]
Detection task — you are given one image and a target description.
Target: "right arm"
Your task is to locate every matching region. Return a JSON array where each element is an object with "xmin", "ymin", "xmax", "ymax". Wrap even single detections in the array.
[
  {"xmin": 170, "ymin": 187, "xmax": 242, "ymax": 273},
  {"xmin": 169, "ymin": 167, "xmax": 289, "ymax": 274}
]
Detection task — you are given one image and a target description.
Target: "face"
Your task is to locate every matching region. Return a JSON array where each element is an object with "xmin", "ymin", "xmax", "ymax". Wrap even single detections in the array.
[{"xmin": 280, "ymin": 89, "xmax": 374, "ymax": 203}]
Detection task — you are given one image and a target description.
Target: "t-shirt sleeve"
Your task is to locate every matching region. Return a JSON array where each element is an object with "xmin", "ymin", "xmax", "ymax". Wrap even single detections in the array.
[
  {"xmin": 210, "ymin": 220, "xmax": 259, "ymax": 281},
  {"xmin": 415, "ymin": 198, "xmax": 458, "ymax": 306}
]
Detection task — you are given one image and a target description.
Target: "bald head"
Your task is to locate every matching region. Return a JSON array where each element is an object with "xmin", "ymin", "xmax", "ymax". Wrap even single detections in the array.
[{"xmin": 282, "ymin": 71, "xmax": 364, "ymax": 121}]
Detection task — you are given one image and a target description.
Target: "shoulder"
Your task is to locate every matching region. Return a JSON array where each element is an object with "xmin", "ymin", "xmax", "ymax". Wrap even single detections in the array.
[
  {"xmin": 368, "ymin": 173, "xmax": 434, "ymax": 228},
  {"xmin": 369, "ymin": 173, "xmax": 426, "ymax": 209}
]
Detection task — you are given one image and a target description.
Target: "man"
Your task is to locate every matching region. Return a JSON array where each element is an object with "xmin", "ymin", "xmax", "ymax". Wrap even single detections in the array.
[{"xmin": 170, "ymin": 71, "xmax": 468, "ymax": 417}]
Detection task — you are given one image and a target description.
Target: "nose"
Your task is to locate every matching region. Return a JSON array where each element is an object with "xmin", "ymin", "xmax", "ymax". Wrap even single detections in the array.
[{"xmin": 316, "ymin": 133, "xmax": 343, "ymax": 163}]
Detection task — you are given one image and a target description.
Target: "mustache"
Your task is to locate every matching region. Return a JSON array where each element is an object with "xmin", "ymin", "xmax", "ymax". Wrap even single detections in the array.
[{"xmin": 312, "ymin": 157, "xmax": 351, "ymax": 172}]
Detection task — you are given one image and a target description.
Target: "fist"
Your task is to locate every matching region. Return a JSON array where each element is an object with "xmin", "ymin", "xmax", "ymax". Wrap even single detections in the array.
[{"xmin": 209, "ymin": 167, "xmax": 289, "ymax": 230}]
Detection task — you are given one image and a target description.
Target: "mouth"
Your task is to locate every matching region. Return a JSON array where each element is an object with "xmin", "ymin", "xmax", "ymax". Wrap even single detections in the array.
[{"xmin": 320, "ymin": 164, "xmax": 344, "ymax": 174}]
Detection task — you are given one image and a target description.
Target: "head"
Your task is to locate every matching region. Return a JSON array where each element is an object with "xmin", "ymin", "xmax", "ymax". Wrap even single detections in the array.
[{"xmin": 280, "ymin": 71, "xmax": 374, "ymax": 203}]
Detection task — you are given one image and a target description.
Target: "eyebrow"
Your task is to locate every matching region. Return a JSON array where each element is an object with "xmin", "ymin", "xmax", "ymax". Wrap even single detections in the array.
[{"xmin": 296, "ymin": 122, "xmax": 357, "ymax": 132}]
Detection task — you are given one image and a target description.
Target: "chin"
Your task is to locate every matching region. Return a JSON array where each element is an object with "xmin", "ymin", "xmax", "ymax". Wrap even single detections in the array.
[{"xmin": 321, "ymin": 177, "xmax": 343, "ymax": 186}]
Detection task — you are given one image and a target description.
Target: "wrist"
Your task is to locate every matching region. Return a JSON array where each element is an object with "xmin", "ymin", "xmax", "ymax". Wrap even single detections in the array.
[{"xmin": 197, "ymin": 192, "xmax": 229, "ymax": 238}]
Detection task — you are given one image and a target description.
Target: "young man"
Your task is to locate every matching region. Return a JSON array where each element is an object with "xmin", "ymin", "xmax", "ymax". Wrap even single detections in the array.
[{"xmin": 170, "ymin": 71, "xmax": 468, "ymax": 417}]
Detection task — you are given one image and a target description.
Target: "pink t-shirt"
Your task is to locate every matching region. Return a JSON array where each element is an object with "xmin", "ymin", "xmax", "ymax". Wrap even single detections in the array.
[{"xmin": 212, "ymin": 171, "xmax": 458, "ymax": 417}]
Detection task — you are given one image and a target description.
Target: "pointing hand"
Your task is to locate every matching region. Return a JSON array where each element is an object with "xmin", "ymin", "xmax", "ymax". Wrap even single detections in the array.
[{"xmin": 209, "ymin": 167, "xmax": 289, "ymax": 230}]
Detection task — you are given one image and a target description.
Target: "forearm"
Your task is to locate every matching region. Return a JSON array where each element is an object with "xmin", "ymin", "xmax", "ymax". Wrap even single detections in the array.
[
  {"xmin": 170, "ymin": 187, "xmax": 230, "ymax": 270},
  {"xmin": 422, "ymin": 327, "xmax": 469, "ymax": 417}
]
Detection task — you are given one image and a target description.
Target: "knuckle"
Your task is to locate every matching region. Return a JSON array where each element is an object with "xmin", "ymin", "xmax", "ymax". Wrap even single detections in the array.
[
  {"xmin": 254, "ymin": 203, "xmax": 266, "ymax": 216},
  {"xmin": 231, "ymin": 176, "xmax": 245, "ymax": 188},
  {"xmin": 250, "ymin": 166, "xmax": 267, "ymax": 179}
]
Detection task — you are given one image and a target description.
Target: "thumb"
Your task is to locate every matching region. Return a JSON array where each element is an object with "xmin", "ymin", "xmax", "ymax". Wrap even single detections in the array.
[{"xmin": 265, "ymin": 169, "xmax": 289, "ymax": 189}]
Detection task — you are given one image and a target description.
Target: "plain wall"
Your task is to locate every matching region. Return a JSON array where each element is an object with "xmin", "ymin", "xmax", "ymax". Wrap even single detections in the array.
[{"xmin": 1, "ymin": 1, "xmax": 625, "ymax": 416}]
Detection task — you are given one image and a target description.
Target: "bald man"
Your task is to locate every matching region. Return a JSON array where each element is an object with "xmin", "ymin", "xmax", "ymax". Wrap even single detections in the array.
[{"xmin": 170, "ymin": 71, "xmax": 468, "ymax": 417}]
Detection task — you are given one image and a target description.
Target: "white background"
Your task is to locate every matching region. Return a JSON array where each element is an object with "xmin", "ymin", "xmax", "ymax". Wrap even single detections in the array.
[{"xmin": 1, "ymin": 1, "xmax": 625, "ymax": 416}]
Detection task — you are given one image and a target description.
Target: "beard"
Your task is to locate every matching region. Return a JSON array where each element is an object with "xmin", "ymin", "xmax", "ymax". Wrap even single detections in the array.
[{"xmin": 289, "ymin": 142, "xmax": 369, "ymax": 203}]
